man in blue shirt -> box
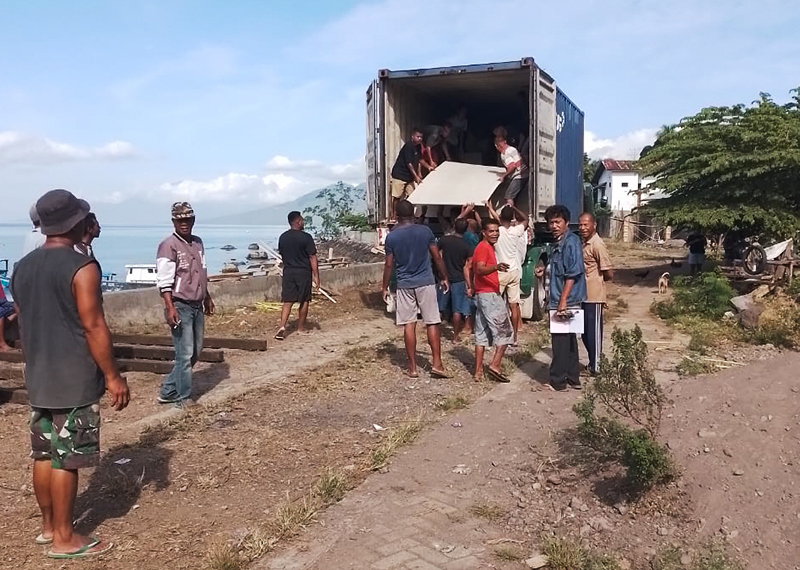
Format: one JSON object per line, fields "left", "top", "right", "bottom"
{"left": 382, "top": 200, "right": 450, "bottom": 379}
{"left": 538, "top": 205, "right": 586, "bottom": 391}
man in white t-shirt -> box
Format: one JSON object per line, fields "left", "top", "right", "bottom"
{"left": 486, "top": 201, "right": 528, "bottom": 345}
{"left": 495, "top": 135, "right": 528, "bottom": 207}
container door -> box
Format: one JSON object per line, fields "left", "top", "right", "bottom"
{"left": 531, "top": 69, "right": 557, "bottom": 222}
{"left": 555, "top": 88, "right": 585, "bottom": 221}
{"left": 365, "top": 80, "right": 384, "bottom": 225}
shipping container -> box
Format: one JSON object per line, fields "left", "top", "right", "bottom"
{"left": 555, "top": 87, "right": 585, "bottom": 221}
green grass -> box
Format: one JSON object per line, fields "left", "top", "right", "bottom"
{"left": 676, "top": 355, "right": 716, "bottom": 376}
{"left": 468, "top": 501, "right": 504, "bottom": 520}
{"left": 314, "top": 468, "right": 348, "bottom": 504}
{"left": 541, "top": 537, "right": 620, "bottom": 570}
{"left": 436, "top": 395, "right": 470, "bottom": 411}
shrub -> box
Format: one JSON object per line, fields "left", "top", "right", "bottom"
{"left": 573, "top": 326, "right": 676, "bottom": 489}
{"left": 653, "top": 270, "right": 734, "bottom": 321}
{"left": 749, "top": 296, "right": 800, "bottom": 348}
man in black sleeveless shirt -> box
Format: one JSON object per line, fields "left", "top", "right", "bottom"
{"left": 12, "top": 189, "right": 130, "bottom": 559}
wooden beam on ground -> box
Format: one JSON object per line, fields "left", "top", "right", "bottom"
{"left": 112, "top": 334, "right": 266, "bottom": 351}
{"left": 0, "top": 351, "right": 24, "bottom": 364}
{"left": 117, "top": 358, "right": 174, "bottom": 374}
{"left": 113, "top": 345, "right": 224, "bottom": 363}
{"left": 0, "top": 386, "right": 28, "bottom": 405}
{"left": 0, "top": 365, "right": 25, "bottom": 381}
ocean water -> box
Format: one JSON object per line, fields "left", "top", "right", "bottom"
{"left": 0, "top": 223, "right": 286, "bottom": 281}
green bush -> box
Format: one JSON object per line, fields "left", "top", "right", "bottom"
{"left": 653, "top": 270, "right": 734, "bottom": 321}
{"left": 573, "top": 326, "right": 676, "bottom": 489}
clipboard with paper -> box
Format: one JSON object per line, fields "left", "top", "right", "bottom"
{"left": 549, "top": 309, "right": 584, "bottom": 334}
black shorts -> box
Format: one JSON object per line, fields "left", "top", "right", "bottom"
{"left": 281, "top": 270, "right": 312, "bottom": 303}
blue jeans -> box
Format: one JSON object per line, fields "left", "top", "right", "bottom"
{"left": 159, "top": 301, "right": 204, "bottom": 402}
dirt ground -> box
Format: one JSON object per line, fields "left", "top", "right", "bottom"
{"left": 0, "top": 242, "right": 797, "bottom": 569}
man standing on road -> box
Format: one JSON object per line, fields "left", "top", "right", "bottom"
{"left": 12, "top": 189, "right": 129, "bottom": 559}
{"left": 686, "top": 231, "right": 707, "bottom": 276}
{"left": 538, "top": 205, "right": 586, "bottom": 391}
{"left": 275, "top": 211, "right": 319, "bottom": 340}
{"left": 382, "top": 200, "right": 450, "bottom": 378}
{"left": 437, "top": 217, "right": 474, "bottom": 343}
{"left": 74, "top": 213, "right": 101, "bottom": 259}
{"left": 495, "top": 134, "right": 528, "bottom": 207}
{"left": 471, "top": 218, "right": 513, "bottom": 382}
{"left": 486, "top": 201, "right": 528, "bottom": 346}
{"left": 156, "top": 202, "right": 214, "bottom": 407}
{"left": 389, "top": 128, "right": 424, "bottom": 222}
{"left": 578, "top": 212, "right": 613, "bottom": 375}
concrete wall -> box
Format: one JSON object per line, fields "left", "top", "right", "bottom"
{"left": 103, "top": 262, "right": 385, "bottom": 328}
{"left": 341, "top": 230, "right": 379, "bottom": 245}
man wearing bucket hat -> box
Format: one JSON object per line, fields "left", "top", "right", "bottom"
{"left": 155, "top": 202, "right": 214, "bottom": 407}
{"left": 11, "top": 189, "right": 129, "bottom": 559}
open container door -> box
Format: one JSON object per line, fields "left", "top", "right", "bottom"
{"left": 365, "top": 80, "right": 384, "bottom": 225}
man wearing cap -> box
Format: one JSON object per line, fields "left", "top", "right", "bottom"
{"left": 12, "top": 189, "right": 130, "bottom": 559}
{"left": 156, "top": 202, "right": 214, "bottom": 407}
{"left": 21, "top": 203, "right": 47, "bottom": 257}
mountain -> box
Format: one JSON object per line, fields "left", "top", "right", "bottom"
{"left": 207, "top": 182, "right": 367, "bottom": 226}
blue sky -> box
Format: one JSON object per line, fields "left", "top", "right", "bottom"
{"left": 1, "top": 0, "right": 798, "bottom": 223}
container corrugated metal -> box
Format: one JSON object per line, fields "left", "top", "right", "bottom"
{"left": 555, "top": 87, "right": 584, "bottom": 221}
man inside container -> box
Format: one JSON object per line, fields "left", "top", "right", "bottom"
{"left": 389, "top": 128, "right": 424, "bottom": 222}
{"left": 156, "top": 202, "right": 214, "bottom": 407}
{"left": 495, "top": 134, "right": 528, "bottom": 208}
{"left": 382, "top": 200, "right": 450, "bottom": 378}
{"left": 426, "top": 121, "right": 453, "bottom": 166}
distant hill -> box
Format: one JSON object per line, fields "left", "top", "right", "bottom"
{"left": 207, "top": 182, "right": 367, "bottom": 226}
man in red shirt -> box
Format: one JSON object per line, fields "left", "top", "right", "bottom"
{"left": 470, "top": 219, "right": 513, "bottom": 382}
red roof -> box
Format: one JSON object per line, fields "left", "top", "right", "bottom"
{"left": 600, "top": 159, "right": 636, "bottom": 171}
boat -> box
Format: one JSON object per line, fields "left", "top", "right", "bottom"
{"left": 220, "top": 244, "right": 236, "bottom": 251}
{"left": 125, "top": 264, "right": 158, "bottom": 285}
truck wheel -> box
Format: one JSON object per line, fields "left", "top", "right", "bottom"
{"left": 742, "top": 244, "right": 767, "bottom": 275}
{"left": 531, "top": 259, "right": 547, "bottom": 321}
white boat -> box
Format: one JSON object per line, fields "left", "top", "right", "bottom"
{"left": 125, "top": 264, "right": 158, "bottom": 284}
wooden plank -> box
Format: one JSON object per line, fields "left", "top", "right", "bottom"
{"left": 113, "top": 334, "right": 266, "bottom": 351}
{"left": 0, "top": 351, "right": 24, "bottom": 364}
{"left": 0, "top": 386, "right": 28, "bottom": 405}
{"left": 0, "top": 365, "right": 25, "bottom": 381}
{"left": 113, "top": 345, "right": 224, "bottom": 363}
{"left": 117, "top": 358, "right": 174, "bottom": 374}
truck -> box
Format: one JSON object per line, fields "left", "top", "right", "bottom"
{"left": 366, "top": 57, "right": 585, "bottom": 320}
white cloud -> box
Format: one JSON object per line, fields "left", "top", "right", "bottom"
{"left": 585, "top": 128, "right": 658, "bottom": 161}
{"left": 158, "top": 155, "right": 364, "bottom": 204}
{"left": 0, "top": 131, "right": 139, "bottom": 164}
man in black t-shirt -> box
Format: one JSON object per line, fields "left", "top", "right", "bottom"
{"left": 437, "top": 218, "right": 475, "bottom": 342}
{"left": 389, "top": 127, "right": 424, "bottom": 222}
{"left": 276, "top": 211, "right": 319, "bottom": 340}
{"left": 686, "top": 232, "right": 707, "bottom": 276}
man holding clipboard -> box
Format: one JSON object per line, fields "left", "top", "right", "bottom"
{"left": 536, "top": 205, "right": 587, "bottom": 391}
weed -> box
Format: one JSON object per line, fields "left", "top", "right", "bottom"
{"left": 369, "top": 417, "right": 425, "bottom": 470}
{"left": 749, "top": 296, "right": 800, "bottom": 348}
{"left": 494, "top": 546, "right": 523, "bottom": 561}
{"left": 436, "top": 395, "right": 470, "bottom": 411}
{"left": 205, "top": 542, "right": 244, "bottom": 570}
{"left": 314, "top": 468, "right": 348, "bottom": 504}
{"left": 271, "top": 495, "right": 319, "bottom": 538}
{"left": 573, "top": 326, "right": 677, "bottom": 489}
{"left": 541, "top": 536, "right": 620, "bottom": 570}
{"left": 653, "top": 270, "right": 733, "bottom": 320}
{"left": 676, "top": 356, "right": 715, "bottom": 376}
{"left": 616, "top": 298, "right": 629, "bottom": 310}
{"left": 236, "top": 528, "right": 276, "bottom": 562}
{"left": 650, "top": 541, "right": 744, "bottom": 570}
{"left": 468, "top": 501, "right": 504, "bottom": 520}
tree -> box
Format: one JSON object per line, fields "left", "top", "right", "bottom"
{"left": 303, "top": 181, "right": 370, "bottom": 240}
{"left": 638, "top": 90, "right": 800, "bottom": 240}
{"left": 583, "top": 152, "right": 601, "bottom": 184}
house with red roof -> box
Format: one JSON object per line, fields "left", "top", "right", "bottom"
{"left": 591, "top": 159, "right": 660, "bottom": 213}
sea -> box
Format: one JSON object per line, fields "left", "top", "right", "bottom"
{"left": 0, "top": 223, "right": 286, "bottom": 283}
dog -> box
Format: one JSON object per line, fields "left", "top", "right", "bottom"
{"left": 658, "top": 272, "right": 670, "bottom": 294}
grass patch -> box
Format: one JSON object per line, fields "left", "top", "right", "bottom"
{"left": 369, "top": 417, "right": 425, "bottom": 470}
{"left": 314, "top": 468, "right": 348, "bottom": 504}
{"left": 615, "top": 298, "right": 629, "bottom": 310}
{"left": 650, "top": 541, "right": 744, "bottom": 570}
{"left": 542, "top": 536, "right": 620, "bottom": 570}
{"left": 676, "top": 355, "right": 716, "bottom": 376}
{"left": 494, "top": 546, "right": 524, "bottom": 561}
{"left": 272, "top": 495, "right": 319, "bottom": 538}
{"left": 436, "top": 395, "right": 470, "bottom": 411}
{"left": 653, "top": 271, "right": 734, "bottom": 321}
{"left": 748, "top": 296, "right": 800, "bottom": 348}
{"left": 468, "top": 501, "right": 504, "bottom": 520}
{"left": 205, "top": 542, "right": 245, "bottom": 570}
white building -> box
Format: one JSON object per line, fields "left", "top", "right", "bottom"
{"left": 591, "top": 159, "right": 659, "bottom": 213}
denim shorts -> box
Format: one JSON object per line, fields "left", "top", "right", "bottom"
{"left": 438, "top": 281, "right": 473, "bottom": 316}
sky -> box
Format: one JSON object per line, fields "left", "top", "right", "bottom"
{"left": 1, "top": 0, "right": 798, "bottom": 223}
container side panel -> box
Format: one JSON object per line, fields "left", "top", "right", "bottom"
{"left": 534, "top": 73, "right": 557, "bottom": 221}
{"left": 365, "top": 81, "right": 382, "bottom": 224}
{"left": 555, "top": 87, "right": 585, "bottom": 221}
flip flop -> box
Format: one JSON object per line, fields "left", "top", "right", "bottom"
{"left": 35, "top": 534, "right": 53, "bottom": 545}
{"left": 274, "top": 328, "right": 285, "bottom": 341}
{"left": 48, "top": 539, "right": 111, "bottom": 559}
{"left": 486, "top": 367, "right": 511, "bottom": 383}
{"left": 405, "top": 370, "right": 419, "bottom": 379}
{"left": 430, "top": 368, "right": 451, "bottom": 379}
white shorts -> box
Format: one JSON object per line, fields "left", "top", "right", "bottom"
{"left": 498, "top": 268, "right": 521, "bottom": 304}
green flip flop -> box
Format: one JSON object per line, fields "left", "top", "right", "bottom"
{"left": 47, "top": 538, "right": 112, "bottom": 559}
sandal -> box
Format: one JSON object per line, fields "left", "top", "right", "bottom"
{"left": 486, "top": 367, "right": 511, "bottom": 383}
{"left": 274, "top": 328, "right": 285, "bottom": 341}
{"left": 48, "top": 538, "right": 112, "bottom": 559}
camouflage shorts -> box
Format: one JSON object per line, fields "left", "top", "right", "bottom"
{"left": 30, "top": 403, "right": 101, "bottom": 469}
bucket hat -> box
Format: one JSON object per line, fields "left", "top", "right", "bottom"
{"left": 36, "top": 190, "right": 91, "bottom": 236}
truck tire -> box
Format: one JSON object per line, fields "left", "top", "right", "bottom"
{"left": 742, "top": 244, "right": 767, "bottom": 275}
{"left": 531, "top": 259, "right": 548, "bottom": 321}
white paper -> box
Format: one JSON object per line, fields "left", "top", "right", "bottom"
{"left": 408, "top": 161, "right": 506, "bottom": 206}
{"left": 549, "top": 309, "right": 585, "bottom": 334}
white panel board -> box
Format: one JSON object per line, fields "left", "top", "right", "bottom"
{"left": 408, "top": 161, "right": 506, "bottom": 206}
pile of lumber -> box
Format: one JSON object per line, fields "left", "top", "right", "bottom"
{"left": 0, "top": 334, "right": 267, "bottom": 405}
